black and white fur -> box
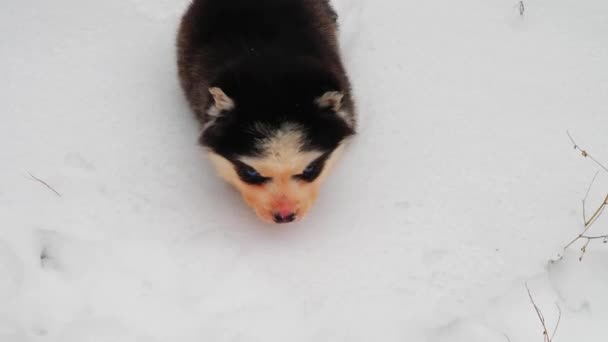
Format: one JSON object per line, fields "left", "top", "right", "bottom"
{"left": 177, "top": 0, "right": 356, "bottom": 223}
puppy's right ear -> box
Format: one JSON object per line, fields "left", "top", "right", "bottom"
{"left": 208, "top": 87, "right": 235, "bottom": 114}
{"left": 203, "top": 87, "right": 235, "bottom": 132}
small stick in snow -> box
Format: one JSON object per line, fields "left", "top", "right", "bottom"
{"left": 567, "top": 131, "right": 608, "bottom": 173}
{"left": 525, "top": 284, "right": 561, "bottom": 342}
{"left": 28, "top": 172, "right": 61, "bottom": 197}
{"left": 519, "top": 1, "right": 525, "bottom": 16}
{"left": 559, "top": 201, "right": 607, "bottom": 261}
{"left": 582, "top": 170, "right": 600, "bottom": 224}
{"left": 551, "top": 132, "right": 608, "bottom": 262}
{"left": 561, "top": 171, "right": 608, "bottom": 261}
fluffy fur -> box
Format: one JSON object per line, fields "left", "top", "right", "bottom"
{"left": 177, "top": 0, "right": 355, "bottom": 223}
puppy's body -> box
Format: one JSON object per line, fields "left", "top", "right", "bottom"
{"left": 177, "top": 0, "right": 355, "bottom": 223}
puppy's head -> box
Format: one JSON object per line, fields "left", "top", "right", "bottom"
{"left": 200, "top": 78, "right": 355, "bottom": 223}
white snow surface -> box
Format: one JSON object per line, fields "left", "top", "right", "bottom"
{"left": 2, "top": 0, "right": 608, "bottom": 341}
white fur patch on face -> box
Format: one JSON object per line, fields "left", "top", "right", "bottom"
{"left": 240, "top": 123, "right": 352, "bottom": 179}
{"left": 258, "top": 124, "right": 307, "bottom": 159}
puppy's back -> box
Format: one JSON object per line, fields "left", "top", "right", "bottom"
{"left": 177, "top": 0, "right": 344, "bottom": 120}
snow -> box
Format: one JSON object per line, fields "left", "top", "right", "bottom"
{"left": 1, "top": 0, "right": 608, "bottom": 341}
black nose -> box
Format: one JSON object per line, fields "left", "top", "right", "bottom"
{"left": 273, "top": 213, "right": 296, "bottom": 223}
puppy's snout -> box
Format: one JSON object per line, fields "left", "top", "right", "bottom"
{"left": 272, "top": 200, "right": 297, "bottom": 223}
{"left": 273, "top": 212, "right": 296, "bottom": 224}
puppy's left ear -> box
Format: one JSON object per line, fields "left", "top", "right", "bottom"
{"left": 315, "top": 91, "right": 355, "bottom": 129}
{"left": 315, "top": 91, "right": 344, "bottom": 112}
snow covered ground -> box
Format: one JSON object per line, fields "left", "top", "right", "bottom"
{"left": 2, "top": 0, "right": 608, "bottom": 340}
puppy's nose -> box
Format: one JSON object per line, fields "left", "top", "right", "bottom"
{"left": 273, "top": 212, "right": 296, "bottom": 224}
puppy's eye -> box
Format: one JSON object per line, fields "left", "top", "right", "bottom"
{"left": 302, "top": 164, "right": 319, "bottom": 180}
{"left": 245, "top": 169, "right": 260, "bottom": 178}
{"left": 295, "top": 153, "right": 330, "bottom": 182}
{"left": 233, "top": 161, "right": 269, "bottom": 185}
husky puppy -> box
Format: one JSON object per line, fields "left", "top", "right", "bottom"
{"left": 177, "top": 0, "right": 355, "bottom": 223}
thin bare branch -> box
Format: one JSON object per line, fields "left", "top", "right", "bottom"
{"left": 551, "top": 304, "right": 562, "bottom": 339}
{"left": 579, "top": 239, "right": 592, "bottom": 261}
{"left": 567, "top": 131, "right": 608, "bottom": 173}
{"left": 580, "top": 234, "right": 608, "bottom": 241}
{"left": 525, "top": 284, "right": 560, "bottom": 342}
{"left": 564, "top": 191, "right": 608, "bottom": 259}
{"left": 585, "top": 194, "right": 608, "bottom": 227}
{"left": 526, "top": 284, "right": 549, "bottom": 342}
{"left": 28, "top": 172, "right": 61, "bottom": 197}
{"left": 583, "top": 171, "right": 600, "bottom": 203}
{"left": 560, "top": 134, "right": 608, "bottom": 260}
{"left": 582, "top": 170, "right": 600, "bottom": 223}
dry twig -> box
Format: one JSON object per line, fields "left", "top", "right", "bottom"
{"left": 28, "top": 172, "right": 61, "bottom": 197}
{"left": 526, "top": 284, "right": 561, "bottom": 342}
{"left": 567, "top": 131, "right": 608, "bottom": 173}
{"left": 555, "top": 132, "right": 608, "bottom": 261}
{"left": 563, "top": 179, "right": 608, "bottom": 261}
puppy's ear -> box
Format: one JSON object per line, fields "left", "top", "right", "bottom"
{"left": 208, "top": 87, "right": 235, "bottom": 114}
{"left": 315, "top": 91, "right": 355, "bottom": 130}
{"left": 203, "top": 87, "right": 235, "bottom": 132}
{"left": 315, "top": 91, "right": 344, "bottom": 112}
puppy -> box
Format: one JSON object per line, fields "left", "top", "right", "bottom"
{"left": 177, "top": 0, "right": 356, "bottom": 223}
